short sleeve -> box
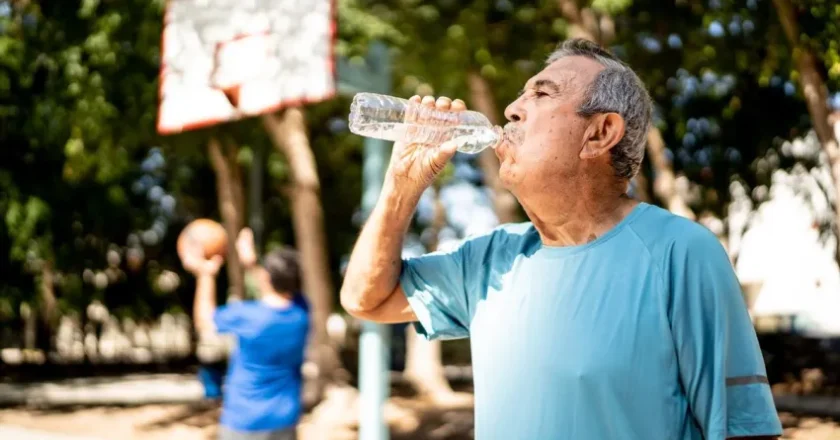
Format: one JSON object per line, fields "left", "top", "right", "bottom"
{"left": 214, "top": 303, "right": 243, "bottom": 335}
{"left": 667, "top": 227, "right": 782, "bottom": 439}
{"left": 400, "top": 230, "right": 497, "bottom": 341}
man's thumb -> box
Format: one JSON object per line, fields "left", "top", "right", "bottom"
{"left": 437, "top": 140, "right": 459, "bottom": 162}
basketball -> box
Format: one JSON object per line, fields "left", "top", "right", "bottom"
{"left": 177, "top": 219, "right": 228, "bottom": 261}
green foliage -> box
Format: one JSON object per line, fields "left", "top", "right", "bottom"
{"left": 2, "top": 0, "right": 840, "bottom": 327}
{"left": 591, "top": 0, "right": 633, "bottom": 16}
{"left": 4, "top": 196, "right": 51, "bottom": 263}
{"left": 0, "top": 0, "right": 195, "bottom": 320}
{"left": 337, "top": 0, "right": 406, "bottom": 58}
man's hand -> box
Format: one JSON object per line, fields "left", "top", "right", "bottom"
{"left": 181, "top": 234, "right": 224, "bottom": 277}
{"left": 340, "top": 95, "right": 468, "bottom": 321}
{"left": 236, "top": 228, "right": 258, "bottom": 268}
{"left": 386, "top": 95, "right": 467, "bottom": 194}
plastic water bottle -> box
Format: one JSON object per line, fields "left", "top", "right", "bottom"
{"left": 348, "top": 93, "right": 514, "bottom": 154}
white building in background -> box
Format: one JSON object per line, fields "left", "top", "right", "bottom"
{"left": 730, "top": 130, "right": 840, "bottom": 337}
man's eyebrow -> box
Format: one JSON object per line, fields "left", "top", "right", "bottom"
{"left": 518, "top": 79, "right": 563, "bottom": 97}
{"left": 533, "top": 79, "right": 561, "bottom": 92}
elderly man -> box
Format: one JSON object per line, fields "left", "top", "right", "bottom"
{"left": 340, "top": 39, "right": 781, "bottom": 439}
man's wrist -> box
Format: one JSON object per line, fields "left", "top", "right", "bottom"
{"left": 380, "top": 177, "right": 425, "bottom": 219}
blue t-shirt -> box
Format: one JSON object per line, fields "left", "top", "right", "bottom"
{"left": 401, "top": 202, "right": 782, "bottom": 440}
{"left": 214, "top": 295, "right": 309, "bottom": 432}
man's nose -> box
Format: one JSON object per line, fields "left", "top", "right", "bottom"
{"left": 504, "top": 98, "right": 524, "bottom": 123}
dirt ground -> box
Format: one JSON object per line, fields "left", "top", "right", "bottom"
{"left": 1, "top": 399, "right": 839, "bottom": 440}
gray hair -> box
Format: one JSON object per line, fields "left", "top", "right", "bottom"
{"left": 547, "top": 39, "right": 652, "bottom": 179}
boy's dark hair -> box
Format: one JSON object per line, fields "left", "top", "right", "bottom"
{"left": 261, "top": 247, "right": 301, "bottom": 293}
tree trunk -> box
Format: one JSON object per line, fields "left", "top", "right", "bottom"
{"left": 208, "top": 137, "right": 245, "bottom": 300}
{"left": 262, "top": 108, "right": 342, "bottom": 405}
{"left": 224, "top": 137, "right": 247, "bottom": 222}
{"left": 773, "top": 0, "right": 840, "bottom": 263}
{"left": 556, "top": 0, "right": 694, "bottom": 218}
{"left": 404, "top": 186, "right": 454, "bottom": 400}
{"left": 466, "top": 71, "right": 520, "bottom": 224}
{"left": 557, "top": 0, "right": 604, "bottom": 42}
{"left": 21, "top": 302, "right": 35, "bottom": 351}
{"left": 38, "top": 260, "right": 57, "bottom": 351}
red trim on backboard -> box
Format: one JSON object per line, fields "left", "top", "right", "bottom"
{"left": 155, "top": 0, "right": 170, "bottom": 133}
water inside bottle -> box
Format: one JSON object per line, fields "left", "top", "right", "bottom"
{"left": 348, "top": 92, "right": 524, "bottom": 154}
{"left": 350, "top": 120, "right": 501, "bottom": 153}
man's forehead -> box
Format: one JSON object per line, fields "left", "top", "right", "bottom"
{"left": 525, "top": 56, "right": 604, "bottom": 90}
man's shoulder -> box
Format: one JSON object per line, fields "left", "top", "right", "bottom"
{"left": 630, "top": 203, "right": 724, "bottom": 260}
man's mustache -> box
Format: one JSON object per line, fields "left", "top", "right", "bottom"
{"left": 503, "top": 123, "right": 524, "bottom": 146}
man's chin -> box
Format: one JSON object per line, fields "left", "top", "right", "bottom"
{"left": 498, "top": 164, "right": 517, "bottom": 188}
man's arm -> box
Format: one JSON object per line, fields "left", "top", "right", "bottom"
{"left": 340, "top": 179, "right": 421, "bottom": 323}
{"left": 340, "top": 95, "right": 463, "bottom": 323}
{"left": 667, "top": 224, "right": 782, "bottom": 439}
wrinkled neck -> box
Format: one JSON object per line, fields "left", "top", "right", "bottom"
{"left": 519, "top": 179, "right": 635, "bottom": 247}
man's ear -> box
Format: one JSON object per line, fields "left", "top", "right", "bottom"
{"left": 579, "top": 113, "right": 626, "bottom": 160}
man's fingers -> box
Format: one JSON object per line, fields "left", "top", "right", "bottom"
{"left": 408, "top": 95, "right": 421, "bottom": 103}
{"left": 420, "top": 95, "right": 436, "bottom": 106}
{"left": 435, "top": 96, "right": 452, "bottom": 111}
{"left": 451, "top": 99, "right": 467, "bottom": 112}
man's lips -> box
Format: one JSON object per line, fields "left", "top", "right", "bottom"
{"left": 495, "top": 123, "right": 522, "bottom": 161}
{"left": 503, "top": 123, "right": 524, "bottom": 146}
{"left": 495, "top": 141, "right": 508, "bottom": 161}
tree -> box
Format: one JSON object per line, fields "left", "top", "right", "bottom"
{"left": 262, "top": 108, "right": 342, "bottom": 405}
{"left": 0, "top": 0, "right": 175, "bottom": 345}
{"left": 771, "top": 0, "right": 840, "bottom": 262}
{"left": 207, "top": 137, "right": 246, "bottom": 300}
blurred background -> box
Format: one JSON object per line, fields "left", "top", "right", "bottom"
{"left": 2, "top": 0, "right": 840, "bottom": 438}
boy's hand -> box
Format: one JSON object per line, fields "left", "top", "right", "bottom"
{"left": 181, "top": 234, "right": 224, "bottom": 277}
{"left": 236, "top": 228, "right": 258, "bottom": 268}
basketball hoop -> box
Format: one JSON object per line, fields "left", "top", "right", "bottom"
{"left": 212, "top": 32, "right": 272, "bottom": 108}
{"left": 157, "top": 0, "right": 336, "bottom": 134}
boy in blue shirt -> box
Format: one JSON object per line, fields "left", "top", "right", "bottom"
{"left": 182, "top": 228, "right": 309, "bottom": 440}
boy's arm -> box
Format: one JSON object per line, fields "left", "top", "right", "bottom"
{"left": 193, "top": 272, "right": 219, "bottom": 333}
{"left": 181, "top": 236, "right": 224, "bottom": 334}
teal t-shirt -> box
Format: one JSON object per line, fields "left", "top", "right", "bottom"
{"left": 401, "top": 202, "right": 781, "bottom": 440}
